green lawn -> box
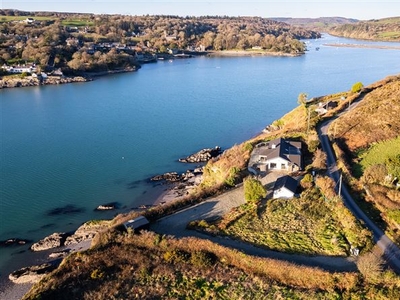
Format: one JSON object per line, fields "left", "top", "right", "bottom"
{"left": 360, "top": 136, "right": 400, "bottom": 171}
{"left": 61, "top": 19, "right": 94, "bottom": 27}
{"left": 0, "top": 16, "right": 54, "bottom": 23}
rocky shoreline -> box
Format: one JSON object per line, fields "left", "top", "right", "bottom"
{"left": 0, "top": 146, "right": 218, "bottom": 299}
{"left": 0, "top": 67, "right": 138, "bottom": 90}
{"left": 0, "top": 75, "right": 90, "bottom": 89}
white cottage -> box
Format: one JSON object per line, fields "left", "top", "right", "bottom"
{"left": 273, "top": 175, "right": 298, "bottom": 199}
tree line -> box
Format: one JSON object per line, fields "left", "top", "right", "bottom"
{"left": 0, "top": 10, "right": 321, "bottom": 74}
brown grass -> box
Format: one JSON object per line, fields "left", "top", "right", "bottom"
{"left": 329, "top": 75, "right": 400, "bottom": 151}
{"left": 24, "top": 231, "right": 361, "bottom": 300}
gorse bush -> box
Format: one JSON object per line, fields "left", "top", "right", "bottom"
{"left": 244, "top": 177, "right": 266, "bottom": 203}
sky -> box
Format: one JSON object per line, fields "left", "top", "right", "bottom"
{"left": 2, "top": 0, "right": 400, "bottom": 20}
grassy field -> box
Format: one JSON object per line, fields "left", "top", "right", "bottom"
{"left": 0, "top": 15, "right": 93, "bottom": 27}
{"left": 61, "top": 20, "right": 94, "bottom": 27}
{"left": 193, "top": 184, "right": 372, "bottom": 256}
{"left": 360, "top": 137, "right": 400, "bottom": 171}
{"left": 0, "top": 16, "right": 54, "bottom": 23}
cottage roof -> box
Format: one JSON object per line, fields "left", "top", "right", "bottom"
{"left": 254, "top": 138, "right": 302, "bottom": 168}
{"left": 123, "top": 216, "right": 149, "bottom": 230}
{"left": 273, "top": 175, "right": 298, "bottom": 193}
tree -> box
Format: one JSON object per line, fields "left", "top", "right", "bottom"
{"left": 297, "top": 93, "right": 308, "bottom": 106}
{"left": 312, "top": 148, "right": 327, "bottom": 170}
{"left": 351, "top": 82, "right": 363, "bottom": 93}
{"left": 244, "top": 177, "right": 266, "bottom": 203}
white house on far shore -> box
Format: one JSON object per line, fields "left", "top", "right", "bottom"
{"left": 1, "top": 64, "right": 37, "bottom": 74}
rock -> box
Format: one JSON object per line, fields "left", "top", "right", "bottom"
{"left": 95, "top": 202, "right": 118, "bottom": 211}
{"left": 46, "top": 204, "right": 85, "bottom": 216}
{"left": 150, "top": 172, "right": 181, "bottom": 182}
{"left": 179, "top": 146, "right": 222, "bottom": 163}
{"left": 64, "top": 220, "right": 110, "bottom": 246}
{"left": 49, "top": 249, "right": 71, "bottom": 259}
{"left": 0, "top": 238, "right": 32, "bottom": 247}
{"left": 9, "top": 263, "right": 57, "bottom": 284}
{"left": 30, "top": 232, "right": 67, "bottom": 252}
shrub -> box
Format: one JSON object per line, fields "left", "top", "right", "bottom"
{"left": 190, "top": 250, "right": 217, "bottom": 267}
{"left": 300, "top": 173, "right": 314, "bottom": 189}
{"left": 243, "top": 177, "right": 266, "bottom": 203}
{"left": 361, "top": 164, "right": 387, "bottom": 185}
{"left": 312, "top": 148, "right": 327, "bottom": 170}
{"left": 307, "top": 139, "right": 320, "bottom": 153}
{"left": 315, "top": 176, "right": 336, "bottom": 200}
{"left": 225, "top": 166, "right": 241, "bottom": 187}
{"left": 351, "top": 82, "right": 363, "bottom": 93}
{"left": 357, "top": 252, "right": 384, "bottom": 283}
{"left": 90, "top": 268, "right": 104, "bottom": 279}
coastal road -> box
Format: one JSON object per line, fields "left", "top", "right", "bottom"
{"left": 318, "top": 118, "right": 400, "bottom": 274}
{"left": 150, "top": 182, "right": 357, "bottom": 272}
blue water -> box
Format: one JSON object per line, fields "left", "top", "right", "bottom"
{"left": 1, "top": 34, "right": 400, "bottom": 273}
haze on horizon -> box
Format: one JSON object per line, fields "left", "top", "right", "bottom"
{"left": 3, "top": 0, "right": 400, "bottom": 20}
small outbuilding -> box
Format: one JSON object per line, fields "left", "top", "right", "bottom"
{"left": 273, "top": 175, "right": 298, "bottom": 199}
{"left": 123, "top": 216, "right": 149, "bottom": 232}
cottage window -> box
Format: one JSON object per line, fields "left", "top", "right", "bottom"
{"left": 270, "top": 163, "right": 277, "bottom": 169}
{"left": 281, "top": 164, "right": 286, "bottom": 169}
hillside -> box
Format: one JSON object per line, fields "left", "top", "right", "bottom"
{"left": 328, "top": 17, "right": 400, "bottom": 41}
{"left": 327, "top": 75, "right": 400, "bottom": 244}
{"left": 272, "top": 17, "right": 358, "bottom": 31}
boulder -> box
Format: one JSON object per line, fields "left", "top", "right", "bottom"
{"left": 150, "top": 172, "right": 181, "bottom": 182}
{"left": 49, "top": 249, "right": 71, "bottom": 259}
{"left": 9, "top": 263, "right": 57, "bottom": 284}
{"left": 95, "top": 202, "right": 118, "bottom": 211}
{"left": 0, "top": 238, "right": 32, "bottom": 247}
{"left": 179, "top": 146, "right": 222, "bottom": 163}
{"left": 64, "top": 220, "right": 110, "bottom": 246}
{"left": 30, "top": 232, "right": 67, "bottom": 252}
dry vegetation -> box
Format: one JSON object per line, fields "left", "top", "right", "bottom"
{"left": 327, "top": 75, "right": 400, "bottom": 244}
{"left": 22, "top": 231, "right": 400, "bottom": 300}
{"left": 329, "top": 75, "right": 400, "bottom": 151}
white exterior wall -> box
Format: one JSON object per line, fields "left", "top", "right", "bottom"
{"left": 273, "top": 187, "right": 294, "bottom": 199}
{"left": 266, "top": 157, "right": 289, "bottom": 170}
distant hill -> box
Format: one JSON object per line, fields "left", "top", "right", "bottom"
{"left": 328, "top": 17, "right": 400, "bottom": 41}
{"left": 271, "top": 17, "right": 358, "bottom": 31}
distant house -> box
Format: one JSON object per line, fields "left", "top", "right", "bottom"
{"left": 1, "top": 64, "right": 37, "bottom": 74}
{"left": 24, "top": 18, "right": 35, "bottom": 24}
{"left": 123, "top": 216, "right": 149, "bottom": 232}
{"left": 315, "top": 101, "right": 338, "bottom": 115}
{"left": 248, "top": 138, "right": 302, "bottom": 175}
{"left": 273, "top": 175, "right": 298, "bottom": 199}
